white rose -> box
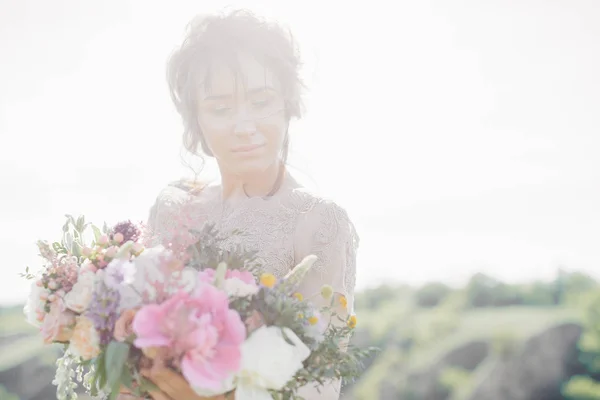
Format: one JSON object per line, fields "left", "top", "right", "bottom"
{"left": 223, "top": 277, "right": 259, "bottom": 298}
{"left": 104, "top": 259, "right": 136, "bottom": 289}
{"left": 23, "top": 280, "right": 49, "bottom": 327}
{"left": 64, "top": 270, "right": 97, "bottom": 313}
{"left": 179, "top": 267, "right": 198, "bottom": 293}
{"left": 116, "top": 246, "right": 172, "bottom": 311}
{"left": 234, "top": 326, "right": 311, "bottom": 400}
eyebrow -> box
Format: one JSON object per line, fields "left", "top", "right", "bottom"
{"left": 201, "top": 86, "right": 278, "bottom": 101}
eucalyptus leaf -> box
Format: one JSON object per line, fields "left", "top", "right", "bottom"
{"left": 52, "top": 241, "right": 67, "bottom": 254}
{"left": 120, "top": 366, "right": 133, "bottom": 391}
{"left": 105, "top": 341, "right": 130, "bottom": 390}
{"left": 92, "top": 225, "right": 102, "bottom": 242}
{"left": 77, "top": 215, "right": 85, "bottom": 231}
{"left": 72, "top": 241, "right": 82, "bottom": 259}
{"left": 64, "top": 232, "right": 74, "bottom": 254}
{"left": 93, "top": 352, "right": 107, "bottom": 393}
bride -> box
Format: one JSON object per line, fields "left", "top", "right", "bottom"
{"left": 120, "top": 9, "right": 359, "bottom": 400}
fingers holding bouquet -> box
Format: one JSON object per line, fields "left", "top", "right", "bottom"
{"left": 140, "top": 367, "right": 228, "bottom": 400}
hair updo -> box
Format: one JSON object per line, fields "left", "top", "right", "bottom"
{"left": 166, "top": 9, "right": 305, "bottom": 163}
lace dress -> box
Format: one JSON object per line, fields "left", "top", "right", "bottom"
{"left": 146, "top": 172, "right": 359, "bottom": 399}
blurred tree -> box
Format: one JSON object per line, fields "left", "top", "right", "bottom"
{"left": 465, "top": 273, "right": 523, "bottom": 307}
{"left": 415, "top": 282, "right": 452, "bottom": 308}
{"left": 562, "top": 290, "right": 600, "bottom": 399}
{"left": 354, "top": 284, "right": 406, "bottom": 310}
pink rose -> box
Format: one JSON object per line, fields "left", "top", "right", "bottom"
{"left": 114, "top": 309, "right": 137, "bottom": 342}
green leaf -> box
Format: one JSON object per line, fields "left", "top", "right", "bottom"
{"left": 91, "top": 352, "right": 106, "bottom": 394}
{"left": 105, "top": 341, "right": 130, "bottom": 391}
{"left": 64, "top": 232, "right": 74, "bottom": 253}
{"left": 120, "top": 366, "right": 134, "bottom": 390}
{"left": 92, "top": 225, "right": 102, "bottom": 242}
{"left": 77, "top": 216, "right": 85, "bottom": 231}
{"left": 52, "top": 241, "right": 67, "bottom": 254}
{"left": 72, "top": 241, "right": 82, "bottom": 259}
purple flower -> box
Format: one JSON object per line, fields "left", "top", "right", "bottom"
{"left": 85, "top": 280, "right": 120, "bottom": 345}
{"left": 111, "top": 220, "right": 141, "bottom": 243}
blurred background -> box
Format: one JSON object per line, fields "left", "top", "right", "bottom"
{"left": 1, "top": 0, "right": 600, "bottom": 399}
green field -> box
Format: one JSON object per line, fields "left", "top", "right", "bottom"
{"left": 0, "top": 270, "right": 596, "bottom": 400}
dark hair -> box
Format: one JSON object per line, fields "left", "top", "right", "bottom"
{"left": 166, "top": 9, "right": 304, "bottom": 163}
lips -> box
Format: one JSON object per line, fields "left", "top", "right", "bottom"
{"left": 231, "top": 143, "right": 266, "bottom": 153}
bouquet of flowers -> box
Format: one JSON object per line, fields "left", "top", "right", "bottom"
{"left": 22, "top": 215, "right": 372, "bottom": 400}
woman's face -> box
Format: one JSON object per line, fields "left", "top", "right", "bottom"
{"left": 196, "top": 54, "right": 288, "bottom": 177}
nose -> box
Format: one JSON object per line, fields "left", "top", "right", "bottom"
{"left": 234, "top": 119, "right": 257, "bottom": 135}
{"left": 233, "top": 109, "right": 257, "bottom": 135}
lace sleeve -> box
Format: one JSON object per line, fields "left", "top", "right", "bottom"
{"left": 146, "top": 184, "right": 195, "bottom": 248}
{"left": 293, "top": 200, "right": 359, "bottom": 400}
{"left": 294, "top": 199, "right": 359, "bottom": 316}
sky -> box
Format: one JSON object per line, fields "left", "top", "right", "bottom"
{"left": 0, "top": 0, "right": 599, "bottom": 304}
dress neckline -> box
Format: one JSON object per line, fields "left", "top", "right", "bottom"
{"left": 202, "top": 171, "right": 302, "bottom": 214}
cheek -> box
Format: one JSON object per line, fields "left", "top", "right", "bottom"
{"left": 201, "top": 128, "right": 230, "bottom": 153}
{"left": 257, "top": 120, "right": 287, "bottom": 149}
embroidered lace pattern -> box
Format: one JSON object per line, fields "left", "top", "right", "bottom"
{"left": 146, "top": 175, "right": 359, "bottom": 307}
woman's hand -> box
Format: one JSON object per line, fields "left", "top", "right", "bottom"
{"left": 141, "top": 367, "right": 228, "bottom": 400}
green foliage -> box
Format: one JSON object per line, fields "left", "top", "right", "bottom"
{"left": 439, "top": 366, "right": 472, "bottom": 392}
{"left": 561, "top": 272, "right": 600, "bottom": 306}
{"left": 490, "top": 330, "right": 520, "bottom": 359}
{"left": 104, "top": 341, "right": 131, "bottom": 400}
{"left": 518, "top": 281, "right": 556, "bottom": 306}
{"left": 415, "top": 282, "right": 452, "bottom": 308}
{"left": 465, "top": 273, "right": 523, "bottom": 308}
{"left": 352, "top": 346, "right": 404, "bottom": 400}
{"left": 354, "top": 284, "right": 405, "bottom": 310}
{"left": 562, "top": 375, "right": 600, "bottom": 400}
{"left": 574, "top": 291, "right": 600, "bottom": 373}
{"left": 561, "top": 289, "right": 600, "bottom": 399}
{"left": 0, "top": 384, "right": 19, "bottom": 400}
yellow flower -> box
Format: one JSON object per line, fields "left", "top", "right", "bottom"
{"left": 339, "top": 295, "right": 348, "bottom": 309}
{"left": 297, "top": 313, "right": 304, "bottom": 320}
{"left": 260, "top": 273, "right": 277, "bottom": 288}
{"left": 347, "top": 315, "right": 357, "bottom": 329}
{"left": 308, "top": 316, "right": 319, "bottom": 325}
{"left": 320, "top": 284, "right": 333, "bottom": 300}
{"left": 293, "top": 292, "right": 304, "bottom": 301}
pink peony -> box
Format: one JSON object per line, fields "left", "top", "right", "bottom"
{"left": 41, "top": 299, "right": 76, "bottom": 344}
{"left": 132, "top": 285, "right": 246, "bottom": 390}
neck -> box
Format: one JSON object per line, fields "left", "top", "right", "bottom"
{"left": 220, "top": 162, "right": 284, "bottom": 200}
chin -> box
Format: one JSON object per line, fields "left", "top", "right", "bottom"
{"left": 229, "top": 158, "right": 275, "bottom": 176}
